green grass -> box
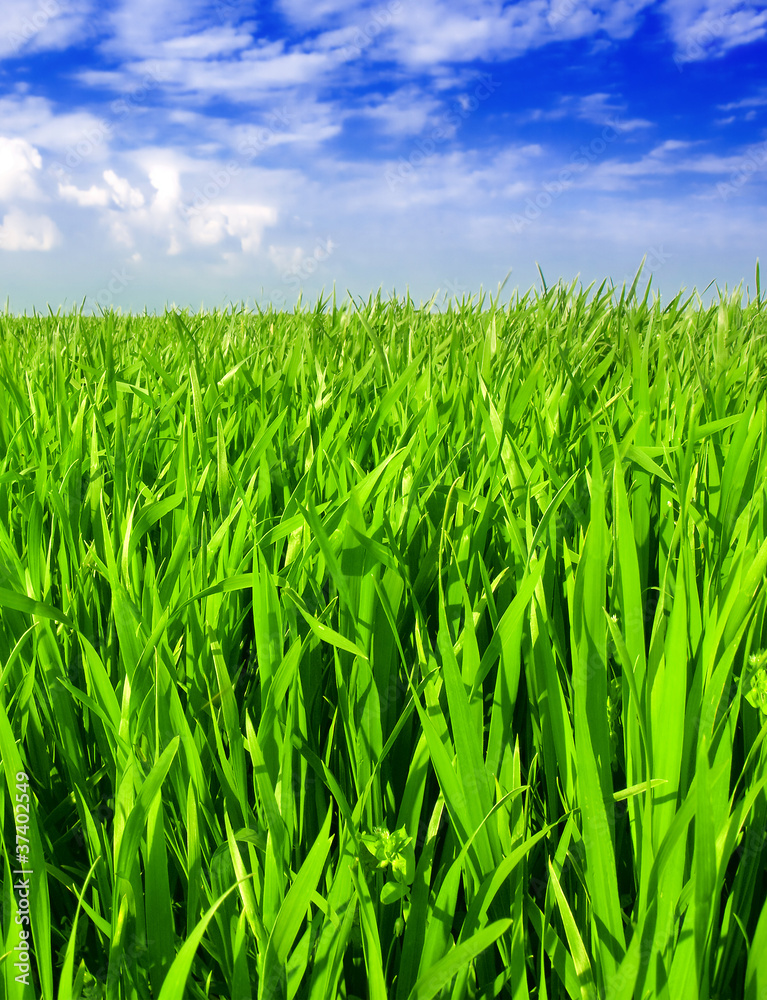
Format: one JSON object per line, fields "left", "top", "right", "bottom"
{"left": 0, "top": 274, "right": 766, "bottom": 1000}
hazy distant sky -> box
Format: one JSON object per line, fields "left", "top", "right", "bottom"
{"left": 1, "top": 0, "right": 766, "bottom": 312}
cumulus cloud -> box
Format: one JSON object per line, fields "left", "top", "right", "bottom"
{"left": 148, "top": 164, "right": 182, "bottom": 211}
{"left": 57, "top": 182, "right": 110, "bottom": 206}
{"left": 1, "top": 0, "right": 765, "bottom": 311}
{"left": 133, "top": 195, "right": 277, "bottom": 256}
{"left": 103, "top": 169, "right": 145, "bottom": 208}
{"left": 0, "top": 95, "right": 114, "bottom": 169}
{"left": 0, "top": 136, "right": 43, "bottom": 200}
{"left": 218, "top": 203, "right": 278, "bottom": 252}
{"left": 51, "top": 147, "right": 282, "bottom": 258}
{"left": 0, "top": 208, "right": 60, "bottom": 250}
{"left": 187, "top": 208, "right": 228, "bottom": 247}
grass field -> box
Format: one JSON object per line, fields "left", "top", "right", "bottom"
{"left": 0, "top": 274, "right": 766, "bottom": 1000}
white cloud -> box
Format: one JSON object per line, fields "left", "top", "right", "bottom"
{"left": 0, "top": 0, "right": 92, "bottom": 59}
{"left": 0, "top": 136, "right": 43, "bottom": 199}
{"left": 663, "top": 0, "right": 767, "bottom": 62}
{"left": 276, "top": 0, "right": 371, "bottom": 28}
{"left": 2, "top": 0, "right": 765, "bottom": 311}
{"left": 92, "top": 0, "right": 335, "bottom": 101}
{"left": 273, "top": 0, "right": 765, "bottom": 71}
{"left": 219, "top": 203, "right": 278, "bottom": 252}
{"left": 281, "top": 0, "right": 657, "bottom": 67}
{"left": 591, "top": 0, "right": 657, "bottom": 38}
{"left": 583, "top": 140, "right": 767, "bottom": 191}
{"left": 575, "top": 93, "right": 653, "bottom": 132}
{"left": 0, "top": 95, "right": 114, "bottom": 170}
{"left": 0, "top": 208, "right": 60, "bottom": 250}
{"left": 170, "top": 199, "right": 278, "bottom": 254}
{"left": 717, "top": 90, "right": 767, "bottom": 111}
{"left": 653, "top": 139, "right": 695, "bottom": 153}
{"left": 356, "top": 87, "right": 445, "bottom": 136}
{"left": 60, "top": 0, "right": 657, "bottom": 101}
{"left": 148, "top": 164, "right": 182, "bottom": 211}
{"left": 51, "top": 147, "right": 283, "bottom": 258}
{"left": 518, "top": 92, "right": 653, "bottom": 131}
{"left": 106, "top": 217, "right": 136, "bottom": 248}
{"left": 187, "top": 208, "right": 228, "bottom": 246}
{"left": 103, "top": 169, "right": 145, "bottom": 208}
{"left": 58, "top": 181, "right": 110, "bottom": 206}
{"left": 104, "top": 47, "right": 334, "bottom": 103}
{"left": 102, "top": 0, "right": 216, "bottom": 57}
{"left": 334, "top": 143, "right": 545, "bottom": 212}
{"left": 268, "top": 242, "right": 307, "bottom": 273}
{"left": 160, "top": 26, "right": 253, "bottom": 58}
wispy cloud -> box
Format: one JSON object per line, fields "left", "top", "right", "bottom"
{"left": 717, "top": 88, "right": 767, "bottom": 110}
{"left": 356, "top": 86, "right": 445, "bottom": 137}
{"left": 518, "top": 92, "right": 654, "bottom": 131}
{"left": 663, "top": 0, "right": 767, "bottom": 63}
{"left": 0, "top": 0, "right": 92, "bottom": 59}
{"left": 0, "top": 0, "right": 765, "bottom": 308}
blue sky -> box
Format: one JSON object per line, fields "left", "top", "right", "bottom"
{"left": 0, "top": 0, "right": 765, "bottom": 312}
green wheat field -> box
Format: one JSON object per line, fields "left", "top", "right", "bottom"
{"left": 1, "top": 272, "right": 766, "bottom": 1000}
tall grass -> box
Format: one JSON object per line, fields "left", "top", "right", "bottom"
{"left": 0, "top": 277, "right": 765, "bottom": 1000}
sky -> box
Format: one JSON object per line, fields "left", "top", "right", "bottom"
{"left": 0, "top": 0, "right": 766, "bottom": 313}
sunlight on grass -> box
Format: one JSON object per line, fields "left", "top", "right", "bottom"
{"left": 0, "top": 274, "right": 766, "bottom": 999}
